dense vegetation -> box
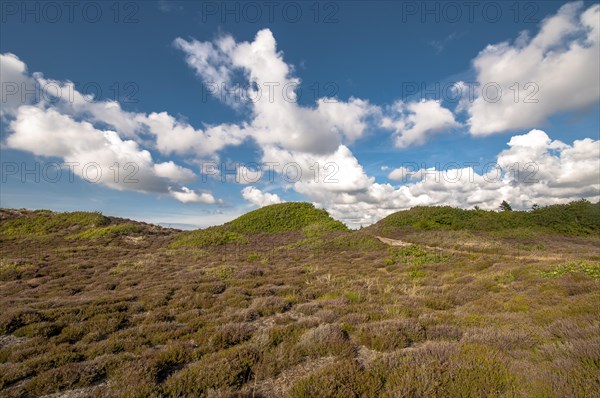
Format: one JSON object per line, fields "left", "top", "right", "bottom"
{"left": 375, "top": 199, "right": 600, "bottom": 236}
{"left": 171, "top": 202, "right": 347, "bottom": 248}
{"left": 224, "top": 202, "right": 348, "bottom": 234}
{"left": 0, "top": 210, "right": 109, "bottom": 236}
{"left": 0, "top": 202, "right": 599, "bottom": 397}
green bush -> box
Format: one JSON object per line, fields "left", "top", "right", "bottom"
{"left": 378, "top": 200, "right": 600, "bottom": 236}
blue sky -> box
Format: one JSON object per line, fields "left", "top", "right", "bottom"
{"left": 1, "top": 1, "right": 599, "bottom": 228}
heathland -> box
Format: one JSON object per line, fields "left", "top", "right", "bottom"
{"left": 0, "top": 200, "right": 599, "bottom": 397}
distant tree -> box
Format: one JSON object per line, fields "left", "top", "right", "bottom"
{"left": 499, "top": 200, "right": 512, "bottom": 212}
{"left": 474, "top": 205, "right": 481, "bottom": 211}
{"left": 531, "top": 203, "right": 540, "bottom": 211}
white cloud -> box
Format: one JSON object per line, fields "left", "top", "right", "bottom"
{"left": 6, "top": 106, "right": 215, "bottom": 204}
{"left": 380, "top": 129, "right": 599, "bottom": 215}
{"left": 465, "top": 2, "right": 600, "bottom": 135}
{"left": 170, "top": 187, "right": 217, "bottom": 204}
{"left": 154, "top": 161, "right": 196, "bottom": 183}
{"left": 236, "top": 165, "right": 262, "bottom": 184}
{"left": 241, "top": 186, "right": 283, "bottom": 207}
{"left": 0, "top": 53, "right": 35, "bottom": 117}
{"left": 388, "top": 166, "right": 423, "bottom": 181}
{"left": 141, "top": 111, "right": 245, "bottom": 157}
{"left": 380, "top": 100, "right": 459, "bottom": 148}
{"left": 174, "top": 35, "right": 237, "bottom": 96}
{"left": 253, "top": 129, "right": 598, "bottom": 228}
{"left": 1, "top": 53, "right": 247, "bottom": 164}
{"left": 175, "top": 29, "right": 378, "bottom": 155}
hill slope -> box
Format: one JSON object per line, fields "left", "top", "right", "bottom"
{"left": 371, "top": 200, "right": 600, "bottom": 236}
{"left": 172, "top": 202, "right": 347, "bottom": 247}
{"left": 224, "top": 202, "right": 347, "bottom": 234}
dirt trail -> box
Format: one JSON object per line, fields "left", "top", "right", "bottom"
{"left": 375, "top": 236, "right": 567, "bottom": 261}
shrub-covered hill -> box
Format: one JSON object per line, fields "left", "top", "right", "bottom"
{"left": 371, "top": 199, "right": 600, "bottom": 236}
{"left": 224, "top": 202, "right": 347, "bottom": 234}
{"left": 0, "top": 208, "right": 170, "bottom": 240}
{"left": 171, "top": 202, "right": 348, "bottom": 247}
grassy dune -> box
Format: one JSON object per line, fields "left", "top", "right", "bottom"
{"left": 0, "top": 202, "right": 599, "bottom": 397}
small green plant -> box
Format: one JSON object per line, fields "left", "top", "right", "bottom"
{"left": 408, "top": 267, "right": 426, "bottom": 279}
{"left": 495, "top": 272, "right": 516, "bottom": 284}
{"left": 387, "top": 244, "right": 448, "bottom": 266}
{"left": 246, "top": 252, "right": 261, "bottom": 262}
{"left": 171, "top": 228, "right": 247, "bottom": 247}
{"left": 203, "top": 264, "right": 235, "bottom": 280}
{"left": 68, "top": 223, "right": 142, "bottom": 239}
{"left": 540, "top": 261, "right": 600, "bottom": 279}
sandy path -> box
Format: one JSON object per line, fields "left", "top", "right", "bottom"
{"left": 375, "top": 236, "right": 567, "bottom": 261}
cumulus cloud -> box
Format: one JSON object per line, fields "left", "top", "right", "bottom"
{"left": 241, "top": 186, "right": 283, "bottom": 207}
{"left": 141, "top": 111, "right": 245, "bottom": 157}
{"left": 388, "top": 166, "right": 423, "bottom": 181}
{"left": 0, "top": 53, "right": 35, "bottom": 117}
{"left": 464, "top": 2, "right": 600, "bottom": 135}
{"left": 29, "top": 75, "right": 245, "bottom": 157}
{"left": 170, "top": 187, "right": 217, "bottom": 204}
{"left": 380, "top": 100, "right": 459, "bottom": 148}
{"left": 175, "top": 29, "right": 378, "bottom": 154}
{"left": 250, "top": 127, "right": 598, "bottom": 228}
{"left": 378, "top": 129, "right": 600, "bottom": 223}
{"left": 154, "top": 161, "right": 196, "bottom": 183}
{"left": 5, "top": 105, "right": 213, "bottom": 204}
{"left": 0, "top": 53, "right": 229, "bottom": 205}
